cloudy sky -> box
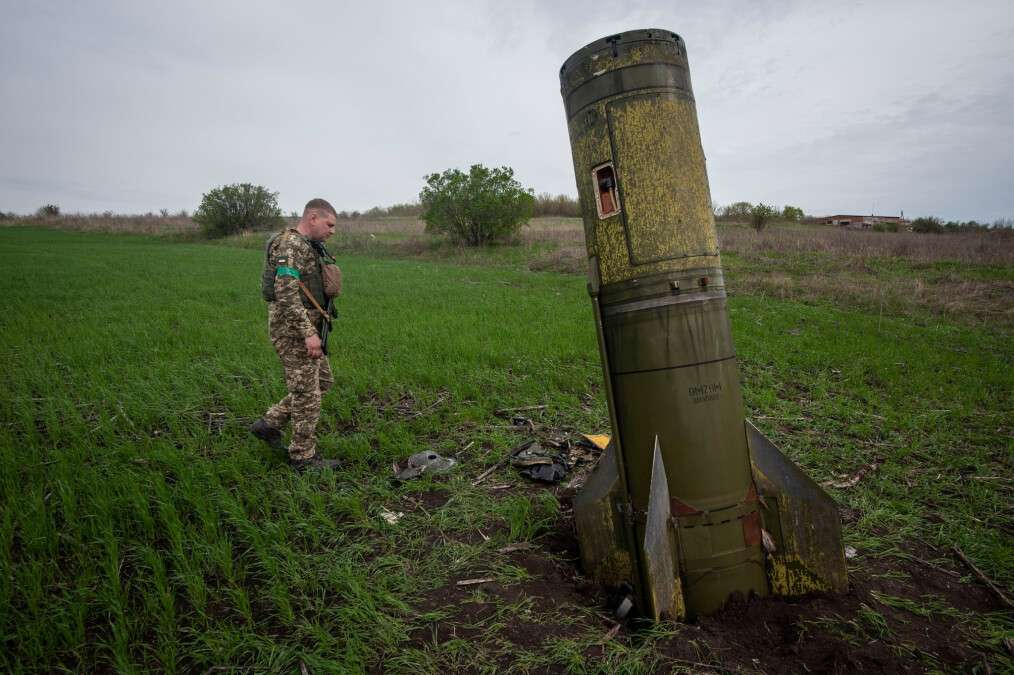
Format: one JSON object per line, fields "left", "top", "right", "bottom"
{"left": 2, "top": 0, "right": 1012, "bottom": 221}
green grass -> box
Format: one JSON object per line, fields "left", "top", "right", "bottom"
{"left": 0, "top": 227, "right": 1011, "bottom": 672}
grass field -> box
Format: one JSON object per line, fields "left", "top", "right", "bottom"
{"left": 1, "top": 226, "right": 1011, "bottom": 673}
{"left": 221, "top": 216, "right": 1014, "bottom": 330}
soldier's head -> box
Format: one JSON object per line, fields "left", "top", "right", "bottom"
{"left": 299, "top": 198, "right": 337, "bottom": 241}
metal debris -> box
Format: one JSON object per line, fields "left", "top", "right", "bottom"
{"left": 468, "top": 431, "right": 611, "bottom": 490}
{"left": 510, "top": 414, "right": 535, "bottom": 431}
{"left": 510, "top": 440, "right": 569, "bottom": 483}
{"left": 579, "top": 434, "right": 610, "bottom": 451}
{"left": 394, "top": 451, "right": 457, "bottom": 481}
{"left": 521, "top": 461, "right": 568, "bottom": 483}
{"left": 562, "top": 433, "right": 612, "bottom": 489}
{"left": 511, "top": 440, "right": 553, "bottom": 467}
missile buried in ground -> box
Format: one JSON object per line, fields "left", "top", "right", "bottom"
{"left": 560, "top": 29, "right": 848, "bottom": 620}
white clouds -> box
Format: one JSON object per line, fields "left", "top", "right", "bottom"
{"left": 0, "top": 0, "right": 1011, "bottom": 220}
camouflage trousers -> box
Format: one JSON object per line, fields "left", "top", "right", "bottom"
{"left": 262, "top": 335, "right": 333, "bottom": 461}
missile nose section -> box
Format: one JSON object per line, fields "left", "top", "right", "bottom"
{"left": 560, "top": 29, "right": 847, "bottom": 620}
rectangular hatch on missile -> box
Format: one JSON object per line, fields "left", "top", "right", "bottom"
{"left": 593, "top": 162, "right": 621, "bottom": 219}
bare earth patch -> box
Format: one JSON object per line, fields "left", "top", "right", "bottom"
{"left": 393, "top": 488, "right": 1006, "bottom": 674}
{"left": 329, "top": 389, "right": 1011, "bottom": 671}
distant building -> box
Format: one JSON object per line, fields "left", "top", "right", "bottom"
{"left": 822, "top": 214, "right": 910, "bottom": 229}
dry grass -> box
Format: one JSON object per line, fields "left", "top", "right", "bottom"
{"left": 278, "top": 216, "right": 1014, "bottom": 328}
{"left": 520, "top": 216, "right": 587, "bottom": 243}
{"left": 9, "top": 213, "right": 1014, "bottom": 266}
{"left": 733, "top": 269, "right": 1014, "bottom": 327}
{"left": 718, "top": 223, "right": 1014, "bottom": 266}
{"left": 335, "top": 216, "right": 423, "bottom": 236}
{"left": 711, "top": 223, "right": 1014, "bottom": 328}
{"left": 327, "top": 217, "right": 587, "bottom": 268}
{"left": 6, "top": 213, "right": 200, "bottom": 235}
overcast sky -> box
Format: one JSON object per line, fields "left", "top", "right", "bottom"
{"left": 2, "top": 0, "right": 1012, "bottom": 221}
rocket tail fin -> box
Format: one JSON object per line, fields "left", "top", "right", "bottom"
{"left": 573, "top": 441, "right": 636, "bottom": 589}
{"left": 747, "top": 420, "right": 848, "bottom": 596}
{"left": 642, "top": 436, "right": 685, "bottom": 621}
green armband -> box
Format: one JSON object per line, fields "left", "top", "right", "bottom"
{"left": 276, "top": 266, "right": 300, "bottom": 279}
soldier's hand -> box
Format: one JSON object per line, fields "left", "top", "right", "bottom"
{"left": 305, "top": 334, "right": 324, "bottom": 359}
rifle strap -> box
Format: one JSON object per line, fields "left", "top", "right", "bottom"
{"left": 298, "top": 281, "right": 332, "bottom": 324}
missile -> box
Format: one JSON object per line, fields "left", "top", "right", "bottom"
{"left": 559, "top": 29, "right": 847, "bottom": 620}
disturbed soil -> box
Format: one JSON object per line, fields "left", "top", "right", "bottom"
{"left": 393, "top": 489, "right": 1004, "bottom": 674}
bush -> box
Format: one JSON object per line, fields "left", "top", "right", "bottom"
{"left": 716, "top": 201, "right": 753, "bottom": 221}
{"left": 750, "top": 203, "right": 778, "bottom": 232}
{"left": 36, "top": 204, "right": 60, "bottom": 217}
{"left": 193, "top": 183, "right": 283, "bottom": 238}
{"left": 911, "top": 216, "right": 944, "bottom": 234}
{"left": 420, "top": 165, "right": 535, "bottom": 246}
{"left": 782, "top": 205, "right": 804, "bottom": 221}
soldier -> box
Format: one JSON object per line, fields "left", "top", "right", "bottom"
{"left": 250, "top": 198, "right": 342, "bottom": 472}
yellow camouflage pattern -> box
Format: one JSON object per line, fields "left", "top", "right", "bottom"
{"left": 267, "top": 229, "right": 319, "bottom": 340}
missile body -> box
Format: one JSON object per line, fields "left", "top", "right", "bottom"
{"left": 560, "top": 30, "right": 847, "bottom": 619}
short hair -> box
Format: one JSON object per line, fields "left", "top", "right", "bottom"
{"left": 303, "top": 198, "right": 337, "bottom": 218}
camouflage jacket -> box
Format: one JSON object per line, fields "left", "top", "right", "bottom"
{"left": 267, "top": 229, "right": 324, "bottom": 340}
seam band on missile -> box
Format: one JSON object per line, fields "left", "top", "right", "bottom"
{"left": 677, "top": 502, "right": 759, "bottom": 528}
{"left": 609, "top": 354, "right": 736, "bottom": 377}
{"left": 566, "top": 62, "right": 692, "bottom": 119}
{"left": 600, "top": 289, "right": 727, "bottom": 316}
{"left": 599, "top": 269, "right": 725, "bottom": 302}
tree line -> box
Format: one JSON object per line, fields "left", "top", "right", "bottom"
{"left": 910, "top": 216, "right": 1013, "bottom": 233}
{"left": 12, "top": 175, "right": 1012, "bottom": 243}
{"left": 331, "top": 192, "right": 580, "bottom": 220}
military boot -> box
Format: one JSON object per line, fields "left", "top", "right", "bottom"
{"left": 250, "top": 418, "right": 287, "bottom": 452}
{"left": 291, "top": 453, "right": 342, "bottom": 473}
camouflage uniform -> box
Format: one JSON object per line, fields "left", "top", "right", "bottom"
{"left": 261, "top": 229, "right": 332, "bottom": 462}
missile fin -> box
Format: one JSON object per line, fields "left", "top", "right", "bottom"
{"left": 642, "top": 436, "right": 685, "bottom": 621}
{"left": 574, "top": 441, "right": 636, "bottom": 587}
{"left": 746, "top": 420, "right": 848, "bottom": 596}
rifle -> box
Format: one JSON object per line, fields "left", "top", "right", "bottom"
{"left": 320, "top": 296, "right": 337, "bottom": 355}
{"left": 309, "top": 240, "right": 339, "bottom": 356}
